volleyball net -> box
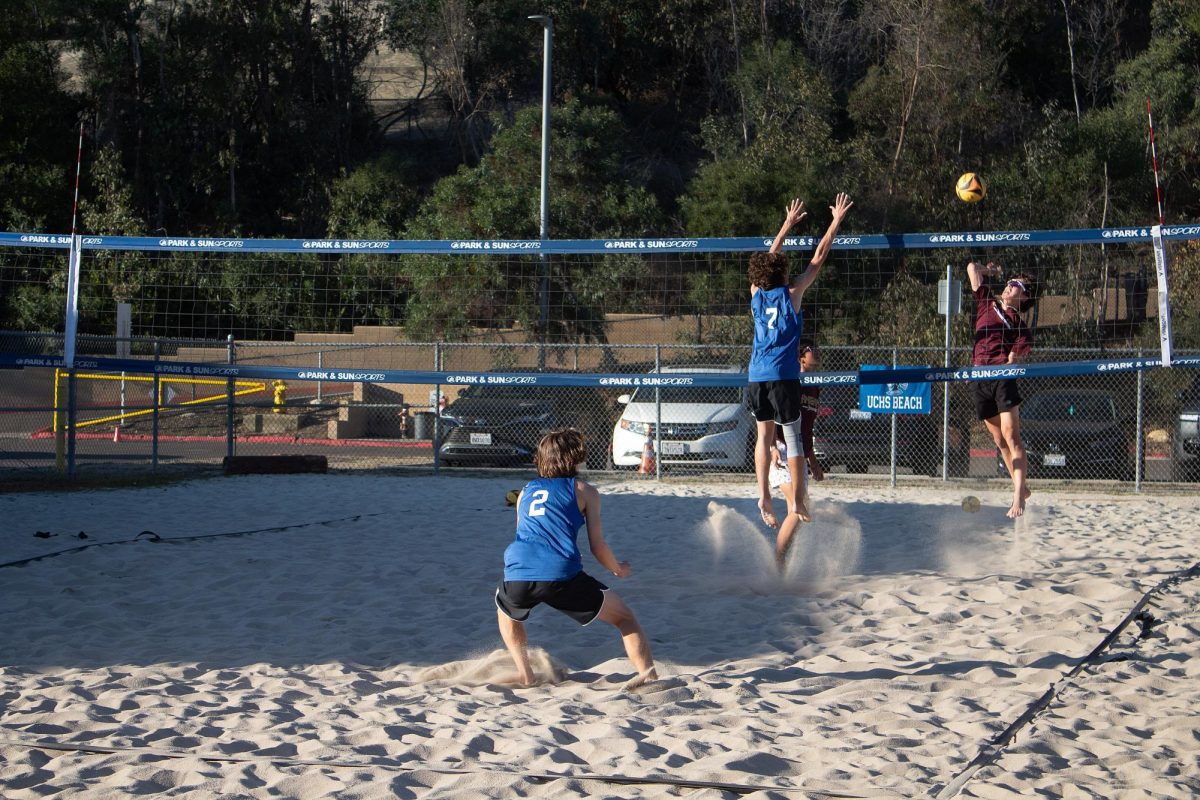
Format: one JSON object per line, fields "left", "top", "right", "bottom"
{"left": 1, "top": 226, "right": 1198, "bottom": 482}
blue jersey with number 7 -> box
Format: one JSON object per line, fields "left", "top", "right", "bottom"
{"left": 504, "top": 477, "right": 586, "bottom": 581}
{"left": 749, "top": 285, "right": 802, "bottom": 382}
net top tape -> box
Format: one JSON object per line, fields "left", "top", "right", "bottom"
{"left": 2, "top": 225, "right": 1197, "bottom": 254}
{"left": 4, "top": 353, "right": 1197, "bottom": 386}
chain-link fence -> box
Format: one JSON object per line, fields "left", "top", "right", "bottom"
{"left": 2, "top": 332, "right": 1195, "bottom": 487}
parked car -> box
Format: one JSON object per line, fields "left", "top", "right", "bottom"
{"left": 437, "top": 382, "right": 619, "bottom": 469}
{"left": 1173, "top": 376, "right": 1200, "bottom": 481}
{"left": 813, "top": 384, "right": 970, "bottom": 476}
{"left": 610, "top": 366, "right": 755, "bottom": 470}
{"left": 1000, "top": 389, "right": 1133, "bottom": 481}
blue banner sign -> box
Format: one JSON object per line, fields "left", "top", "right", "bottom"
{"left": 0, "top": 353, "right": 856, "bottom": 387}
{"left": 3, "top": 353, "right": 1196, "bottom": 385}
{"left": 4, "top": 225, "right": 1200, "bottom": 255}
{"left": 858, "top": 365, "right": 932, "bottom": 414}
{"left": 857, "top": 355, "right": 1200, "bottom": 384}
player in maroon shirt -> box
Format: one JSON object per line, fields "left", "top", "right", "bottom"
{"left": 967, "top": 261, "right": 1036, "bottom": 518}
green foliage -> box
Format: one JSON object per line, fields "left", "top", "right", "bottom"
{"left": 682, "top": 42, "right": 837, "bottom": 236}
{"left": 402, "top": 100, "right": 662, "bottom": 341}
{"left": 0, "top": 2, "right": 77, "bottom": 232}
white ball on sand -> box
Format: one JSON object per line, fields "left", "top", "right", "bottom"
{"left": 961, "top": 495, "right": 981, "bottom": 513}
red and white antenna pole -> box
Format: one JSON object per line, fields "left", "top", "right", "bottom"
{"left": 1146, "top": 99, "right": 1164, "bottom": 226}
{"left": 70, "top": 120, "right": 84, "bottom": 236}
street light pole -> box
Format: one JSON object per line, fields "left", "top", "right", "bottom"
{"left": 529, "top": 14, "right": 552, "bottom": 368}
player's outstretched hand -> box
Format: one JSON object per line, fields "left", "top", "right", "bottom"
{"left": 830, "top": 192, "right": 853, "bottom": 221}
{"left": 783, "top": 198, "right": 806, "bottom": 228}
{"left": 612, "top": 561, "right": 631, "bottom": 578}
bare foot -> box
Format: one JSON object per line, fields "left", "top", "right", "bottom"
{"left": 621, "top": 667, "right": 659, "bottom": 691}
{"left": 1006, "top": 495, "right": 1026, "bottom": 518}
{"left": 758, "top": 499, "right": 779, "bottom": 528}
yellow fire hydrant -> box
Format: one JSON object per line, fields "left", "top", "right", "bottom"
{"left": 272, "top": 380, "right": 287, "bottom": 413}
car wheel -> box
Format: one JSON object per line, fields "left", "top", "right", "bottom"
{"left": 847, "top": 462, "right": 868, "bottom": 474}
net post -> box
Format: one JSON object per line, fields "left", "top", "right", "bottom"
{"left": 1151, "top": 225, "right": 1173, "bottom": 367}
{"left": 66, "top": 367, "right": 77, "bottom": 479}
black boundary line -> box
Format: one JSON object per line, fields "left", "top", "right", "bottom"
{"left": 0, "top": 513, "right": 386, "bottom": 570}
{"left": 0, "top": 736, "right": 876, "bottom": 798}
{"left": 932, "top": 559, "right": 1200, "bottom": 799}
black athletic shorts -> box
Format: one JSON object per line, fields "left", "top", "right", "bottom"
{"left": 495, "top": 571, "right": 609, "bottom": 626}
{"left": 748, "top": 380, "right": 802, "bottom": 425}
{"left": 973, "top": 378, "right": 1022, "bottom": 421}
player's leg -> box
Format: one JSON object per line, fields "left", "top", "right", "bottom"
{"left": 998, "top": 407, "right": 1028, "bottom": 518}
{"left": 756, "top": 420, "right": 779, "bottom": 527}
{"left": 496, "top": 608, "right": 536, "bottom": 685}
{"left": 776, "top": 386, "right": 809, "bottom": 522}
{"left": 595, "top": 591, "right": 655, "bottom": 677}
{"left": 775, "top": 479, "right": 800, "bottom": 571}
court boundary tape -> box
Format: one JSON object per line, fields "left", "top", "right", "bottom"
{"left": 0, "top": 512, "right": 386, "bottom": 570}
{"left": 931, "top": 559, "right": 1200, "bottom": 799}
{"left": 0, "top": 735, "right": 877, "bottom": 798}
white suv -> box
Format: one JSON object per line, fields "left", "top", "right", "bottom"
{"left": 610, "top": 366, "right": 754, "bottom": 469}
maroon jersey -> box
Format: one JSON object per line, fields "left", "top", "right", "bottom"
{"left": 972, "top": 286, "right": 1031, "bottom": 366}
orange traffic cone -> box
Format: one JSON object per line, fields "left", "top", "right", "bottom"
{"left": 112, "top": 426, "right": 121, "bottom": 443}
{"left": 638, "top": 436, "right": 657, "bottom": 475}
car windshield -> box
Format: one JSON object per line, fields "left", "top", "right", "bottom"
{"left": 630, "top": 385, "right": 744, "bottom": 404}
{"left": 456, "top": 384, "right": 546, "bottom": 399}
{"left": 1023, "top": 394, "right": 1117, "bottom": 422}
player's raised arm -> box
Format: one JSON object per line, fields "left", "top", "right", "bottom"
{"left": 769, "top": 199, "right": 807, "bottom": 255}
{"left": 967, "top": 260, "right": 1000, "bottom": 292}
{"left": 792, "top": 192, "right": 852, "bottom": 295}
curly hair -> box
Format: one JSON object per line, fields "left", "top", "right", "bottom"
{"left": 748, "top": 251, "right": 789, "bottom": 290}
{"left": 534, "top": 428, "right": 587, "bottom": 478}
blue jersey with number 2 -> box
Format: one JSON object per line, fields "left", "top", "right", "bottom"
{"left": 504, "top": 477, "right": 586, "bottom": 581}
{"left": 749, "top": 285, "right": 803, "bottom": 382}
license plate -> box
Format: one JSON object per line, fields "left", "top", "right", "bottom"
{"left": 1043, "top": 453, "right": 1066, "bottom": 467}
{"left": 660, "top": 441, "right": 687, "bottom": 455}
{"left": 849, "top": 409, "right": 872, "bottom": 420}
{"left": 470, "top": 432, "right": 492, "bottom": 445}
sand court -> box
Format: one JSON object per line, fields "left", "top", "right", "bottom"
{"left": 1, "top": 475, "right": 1197, "bottom": 798}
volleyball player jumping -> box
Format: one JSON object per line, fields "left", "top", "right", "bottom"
{"left": 967, "top": 261, "right": 1036, "bottom": 518}
{"left": 749, "top": 193, "right": 852, "bottom": 528}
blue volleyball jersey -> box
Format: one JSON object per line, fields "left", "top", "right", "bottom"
{"left": 748, "top": 285, "right": 803, "bottom": 382}
{"left": 503, "top": 477, "right": 586, "bottom": 581}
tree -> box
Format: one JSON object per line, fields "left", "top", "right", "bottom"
{"left": 681, "top": 41, "right": 839, "bottom": 237}
{"left": 401, "top": 100, "right": 662, "bottom": 342}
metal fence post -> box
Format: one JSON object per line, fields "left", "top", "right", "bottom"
{"left": 890, "top": 346, "right": 898, "bottom": 488}
{"left": 226, "top": 334, "right": 236, "bottom": 460}
{"left": 152, "top": 340, "right": 160, "bottom": 470}
{"left": 433, "top": 342, "right": 441, "bottom": 472}
{"left": 1135, "top": 351, "right": 1145, "bottom": 492}
{"left": 316, "top": 350, "right": 323, "bottom": 403}
{"left": 655, "top": 344, "right": 662, "bottom": 480}
{"left": 942, "top": 264, "right": 952, "bottom": 481}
